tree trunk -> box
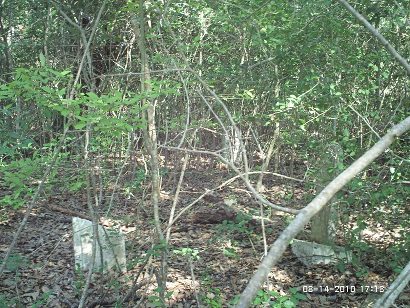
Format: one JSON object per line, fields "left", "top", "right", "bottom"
{"left": 256, "top": 122, "right": 280, "bottom": 192}
{"left": 310, "top": 142, "right": 343, "bottom": 244}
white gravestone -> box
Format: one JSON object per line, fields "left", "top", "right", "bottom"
{"left": 72, "top": 217, "right": 126, "bottom": 273}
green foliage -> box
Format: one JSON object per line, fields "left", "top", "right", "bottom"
{"left": 73, "top": 265, "right": 86, "bottom": 296}
{"left": 0, "top": 67, "right": 70, "bottom": 106}
{"left": 0, "top": 65, "right": 153, "bottom": 159}
{"left": 201, "top": 287, "right": 223, "bottom": 308}
{"left": 2, "top": 253, "right": 27, "bottom": 272}
{"left": 147, "top": 241, "right": 168, "bottom": 258}
{"left": 222, "top": 247, "right": 238, "bottom": 259}
{"left": 69, "top": 91, "right": 144, "bottom": 134}
{"left": 147, "top": 287, "right": 173, "bottom": 307}
{"left": 132, "top": 169, "right": 146, "bottom": 191}
{"left": 31, "top": 291, "right": 52, "bottom": 308}
{"left": 0, "top": 295, "right": 15, "bottom": 308}
{"left": 213, "top": 213, "right": 255, "bottom": 259}
{"left": 0, "top": 66, "right": 70, "bottom": 159}
{"left": 198, "top": 274, "right": 225, "bottom": 308}
{"left": 68, "top": 174, "right": 87, "bottom": 192}
{"left": 173, "top": 247, "right": 200, "bottom": 261}
{"left": 341, "top": 217, "right": 371, "bottom": 277}
{"left": 124, "top": 168, "right": 147, "bottom": 202}
{"left": 216, "top": 212, "right": 253, "bottom": 237}
{"left": 1, "top": 1, "right": 409, "bottom": 307}
{"left": 344, "top": 161, "right": 410, "bottom": 273}
{"left": 0, "top": 157, "right": 45, "bottom": 210}
{"left": 251, "top": 288, "right": 307, "bottom": 307}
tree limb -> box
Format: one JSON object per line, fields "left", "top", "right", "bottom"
{"left": 236, "top": 116, "right": 410, "bottom": 307}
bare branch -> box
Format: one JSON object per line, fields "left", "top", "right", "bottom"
{"left": 162, "top": 145, "right": 300, "bottom": 215}
{"left": 165, "top": 169, "right": 296, "bottom": 230}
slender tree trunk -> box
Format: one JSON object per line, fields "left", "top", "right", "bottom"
{"left": 0, "top": 5, "right": 13, "bottom": 81}
{"left": 374, "top": 260, "right": 410, "bottom": 308}
{"left": 256, "top": 122, "right": 280, "bottom": 192}
{"left": 132, "top": 0, "right": 163, "bottom": 242}
{"left": 131, "top": 0, "right": 165, "bottom": 303}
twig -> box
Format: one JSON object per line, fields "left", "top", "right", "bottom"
{"left": 96, "top": 68, "right": 189, "bottom": 78}
{"left": 166, "top": 152, "right": 189, "bottom": 241}
{"left": 188, "top": 258, "right": 201, "bottom": 308}
{"left": 75, "top": 3, "right": 108, "bottom": 307}
{"left": 77, "top": 125, "right": 99, "bottom": 308}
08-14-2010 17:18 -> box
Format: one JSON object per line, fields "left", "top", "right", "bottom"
{"left": 302, "top": 285, "right": 386, "bottom": 293}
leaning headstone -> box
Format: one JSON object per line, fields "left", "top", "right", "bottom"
{"left": 72, "top": 217, "right": 126, "bottom": 273}
{"left": 291, "top": 239, "right": 352, "bottom": 266}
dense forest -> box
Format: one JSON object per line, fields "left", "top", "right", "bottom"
{"left": 0, "top": 0, "right": 409, "bottom": 307}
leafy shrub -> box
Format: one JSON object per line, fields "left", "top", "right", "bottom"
{"left": 0, "top": 157, "right": 44, "bottom": 210}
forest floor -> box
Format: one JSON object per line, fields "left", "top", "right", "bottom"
{"left": 0, "top": 165, "right": 408, "bottom": 307}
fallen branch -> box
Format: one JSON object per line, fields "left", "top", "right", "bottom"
{"left": 47, "top": 204, "right": 91, "bottom": 220}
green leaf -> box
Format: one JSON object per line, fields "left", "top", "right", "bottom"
{"left": 87, "top": 92, "right": 99, "bottom": 101}
{"left": 74, "top": 122, "right": 86, "bottom": 130}
{"left": 293, "top": 293, "right": 307, "bottom": 300}
{"left": 283, "top": 300, "right": 296, "bottom": 307}
{"left": 60, "top": 70, "right": 71, "bottom": 76}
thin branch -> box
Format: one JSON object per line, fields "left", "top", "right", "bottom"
{"left": 162, "top": 146, "right": 299, "bottom": 214}
{"left": 175, "top": 70, "right": 191, "bottom": 148}
{"left": 161, "top": 15, "right": 251, "bottom": 177}
{"left": 96, "top": 68, "right": 189, "bottom": 78}
{"left": 0, "top": 0, "right": 109, "bottom": 278}
{"left": 105, "top": 133, "right": 133, "bottom": 217}
{"left": 78, "top": 124, "right": 99, "bottom": 308}
{"left": 162, "top": 168, "right": 302, "bottom": 232}
{"left": 347, "top": 103, "right": 381, "bottom": 138}
{"left": 166, "top": 152, "right": 189, "bottom": 241}
{"left": 54, "top": 0, "right": 106, "bottom": 95}
{"left": 131, "top": 1, "right": 164, "bottom": 241}
{"left": 186, "top": 67, "right": 251, "bottom": 177}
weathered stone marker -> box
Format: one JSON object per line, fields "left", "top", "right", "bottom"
{"left": 291, "top": 239, "right": 352, "bottom": 266}
{"left": 72, "top": 217, "right": 126, "bottom": 273}
{"left": 291, "top": 143, "right": 352, "bottom": 266}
